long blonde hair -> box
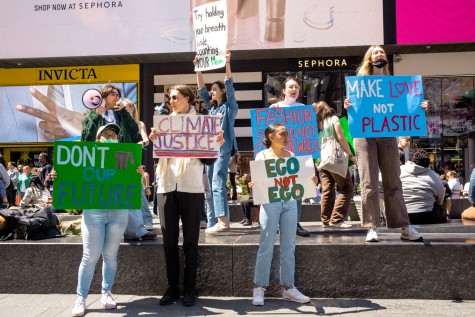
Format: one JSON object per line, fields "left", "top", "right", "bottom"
{"left": 356, "top": 45, "right": 390, "bottom": 76}
{"left": 123, "top": 98, "right": 138, "bottom": 120}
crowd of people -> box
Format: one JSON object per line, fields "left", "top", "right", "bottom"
{"left": 1, "top": 45, "right": 475, "bottom": 317}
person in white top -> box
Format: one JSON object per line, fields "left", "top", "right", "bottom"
{"left": 250, "top": 123, "right": 315, "bottom": 307}
{"left": 269, "top": 77, "right": 310, "bottom": 237}
{"left": 149, "top": 85, "right": 224, "bottom": 307}
{"left": 447, "top": 170, "right": 462, "bottom": 198}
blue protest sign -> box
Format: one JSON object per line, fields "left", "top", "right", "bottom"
{"left": 345, "top": 75, "right": 427, "bottom": 138}
{"left": 250, "top": 105, "right": 320, "bottom": 158}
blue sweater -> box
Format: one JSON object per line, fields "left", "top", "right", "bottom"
{"left": 198, "top": 77, "right": 238, "bottom": 156}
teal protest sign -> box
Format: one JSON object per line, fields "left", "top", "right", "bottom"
{"left": 250, "top": 155, "right": 315, "bottom": 205}
{"left": 250, "top": 106, "right": 320, "bottom": 158}
{"left": 345, "top": 75, "right": 426, "bottom": 138}
{"left": 52, "top": 141, "right": 142, "bottom": 210}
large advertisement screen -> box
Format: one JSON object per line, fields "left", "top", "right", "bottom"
{"left": 396, "top": 0, "right": 475, "bottom": 44}
{"left": 0, "top": 0, "right": 384, "bottom": 59}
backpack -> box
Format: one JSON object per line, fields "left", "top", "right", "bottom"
{"left": 0, "top": 206, "right": 63, "bottom": 240}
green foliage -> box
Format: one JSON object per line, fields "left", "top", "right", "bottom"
{"left": 65, "top": 209, "right": 82, "bottom": 215}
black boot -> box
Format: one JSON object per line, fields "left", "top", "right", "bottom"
{"left": 182, "top": 288, "right": 197, "bottom": 306}
{"left": 296, "top": 223, "right": 310, "bottom": 237}
{"left": 159, "top": 286, "right": 180, "bottom": 306}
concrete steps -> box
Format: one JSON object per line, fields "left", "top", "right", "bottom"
{"left": 1, "top": 220, "right": 475, "bottom": 300}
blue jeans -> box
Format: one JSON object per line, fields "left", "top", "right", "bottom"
{"left": 141, "top": 189, "right": 153, "bottom": 228}
{"left": 254, "top": 200, "right": 298, "bottom": 288}
{"left": 124, "top": 209, "right": 148, "bottom": 239}
{"left": 0, "top": 179, "right": 6, "bottom": 197}
{"left": 77, "top": 209, "right": 128, "bottom": 297}
{"left": 207, "top": 152, "right": 231, "bottom": 225}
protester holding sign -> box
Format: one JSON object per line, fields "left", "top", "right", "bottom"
{"left": 250, "top": 123, "right": 313, "bottom": 307}
{"left": 195, "top": 50, "right": 238, "bottom": 234}
{"left": 270, "top": 77, "right": 311, "bottom": 237}
{"left": 344, "top": 45, "right": 427, "bottom": 243}
{"left": 66, "top": 123, "right": 132, "bottom": 317}
{"left": 315, "top": 101, "right": 355, "bottom": 228}
{"left": 150, "top": 85, "right": 224, "bottom": 307}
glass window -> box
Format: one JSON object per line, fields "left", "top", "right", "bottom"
{"left": 413, "top": 76, "right": 474, "bottom": 183}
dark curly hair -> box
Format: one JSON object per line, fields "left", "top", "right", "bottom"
{"left": 28, "top": 175, "right": 45, "bottom": 191}
{"left": 410, "top": 149, "right": 430, "bottom": 168}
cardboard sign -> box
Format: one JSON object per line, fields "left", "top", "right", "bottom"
{"left": 52, "top": 141, "right": 142, "bottom": 210}
{"left": 250, "top": 155, "right": 315, "bottom": 205}
{"left": 152, "top": 114, "right": 222, "bottom": 158}
{"left": 193, "top": 0, "right": 228, "bottom": 71}
{"left": 345, "top": 75, "right": 427, "bottom": 138}
{"left": 250, "top": 106, "right": 320, "bottom": 158}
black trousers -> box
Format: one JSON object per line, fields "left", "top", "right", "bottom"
{"left": 240, "top": 198, "right": 256, "bottom": 220}
{"left": 157, "top": 190, "right": 203, "bottom": 290}
{"left": 408, "top": 203, "right": 447, "bottom": 224}
{"left": 6, "top": 188, "right": 17, "bottom": 206}
{"left": 229, "top": 172, "right": 237, "bottom": 201}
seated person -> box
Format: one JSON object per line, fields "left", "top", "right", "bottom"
{"left": 447, "top": 170, "right": 462, "bottom": 198}
{"left": 20, "top": 175, "right": 51, "bottom": 208}
{"left": 400, "top": 149, "right": 446, "bottom": 224}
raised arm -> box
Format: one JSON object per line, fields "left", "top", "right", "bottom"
{"left": 225, "top": 49, "right": 231, "bottom": 79}
{"left": 193, "top": 56, "right": 206, "bottom": 88}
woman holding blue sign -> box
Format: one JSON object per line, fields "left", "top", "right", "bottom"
{"left": 344, "top": 45, "right": 428, "bottom": 243}
{"left": 270, "top": 77, "right": 310, "bottom": 237}
{"left": 250, "top": 123, "right": 314, "bottom": 307}
{"left": 195, "top": 50, "right": 238, "bottom": 234}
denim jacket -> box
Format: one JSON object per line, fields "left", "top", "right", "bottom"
{"left": 198, "top": 77, "right": 238, "bottom": 156}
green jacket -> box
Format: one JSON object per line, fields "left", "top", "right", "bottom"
{"left": 81, "top": 108, "right": 139, "bottom": 143}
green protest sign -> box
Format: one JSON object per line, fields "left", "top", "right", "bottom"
{"left": 52, "top": 141, "right": 142, "bottom": 210}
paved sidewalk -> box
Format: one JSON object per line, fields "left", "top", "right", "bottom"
{"left": 1, "top": 294, "right": 475, "bottom": 317}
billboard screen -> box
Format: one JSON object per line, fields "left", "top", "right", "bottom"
{"left": 0, "top": 0, "right": 384, "bottom": 59}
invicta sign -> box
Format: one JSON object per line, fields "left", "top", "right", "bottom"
{"left": 38, "top": 67, "right": 98, "bottom": 82}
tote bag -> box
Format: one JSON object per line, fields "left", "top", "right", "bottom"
{"left": 318, "top": 118, "right": 348, "bottom": 177}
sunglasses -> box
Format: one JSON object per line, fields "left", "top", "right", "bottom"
{"left": 169, "top": 95, "right": 179, "bottom": 101}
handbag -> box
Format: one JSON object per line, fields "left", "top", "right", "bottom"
{"left": 318, "top": 118, "right": 349, "bottom": 177}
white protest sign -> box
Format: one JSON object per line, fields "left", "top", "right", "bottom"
{"left": 250, "top": 155, "right": 316, "bottom": 205}
{"left": 192, "top": 0, "right": 228, "bottom": 71}
{"left": 152, "top": 114, "right": 222, "bottom": 158}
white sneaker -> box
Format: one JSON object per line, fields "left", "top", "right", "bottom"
{"left": 252, "top": 287, "right": 265, "bottom": 306}
{"left": 100, "top": 292, "right": 117, "bottom": 310}
{"left": 205, "top": 223, "right": 230, "bottom": 235}
{"left": 282, "top": 287, "right": 310, "bottom": 303}
{"left": 401, "top": 225, "right": 423, "bottom": 241}
{"left": 331, "top": 221, "right": 353, "bottom": 228}
{"left": 366, "top": 228, "right": 380, "bottom": 242}
{"left": 71, "top": 296, "right": 86, "bottom": 317}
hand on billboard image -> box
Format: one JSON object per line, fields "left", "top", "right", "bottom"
{"left": 16, "top": 87, "right": 83, "bottom": 140}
